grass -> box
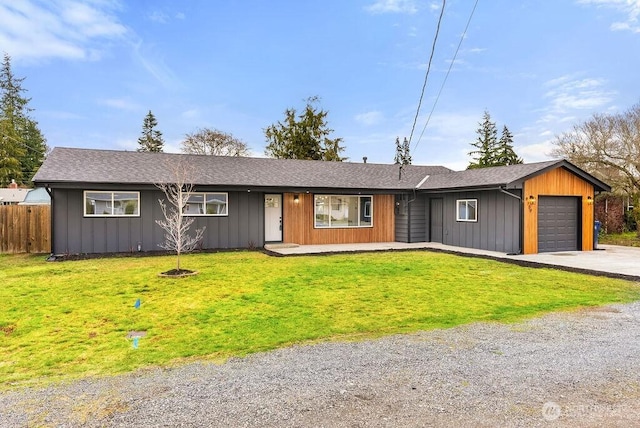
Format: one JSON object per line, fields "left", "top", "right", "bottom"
{"left": 600, "top": 231, "right": 640, "bottom": 247}
{"left": 1, "top": 250, "right": 639, "bottom": 389}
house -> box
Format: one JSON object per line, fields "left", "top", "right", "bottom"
{"left": 19, "top": 187, "right": 51, "bottom": 205}
{"left": 0, "top": 180, "right": 29, "bottom": 205}
{"left": 32, "top": 147, "right": 610, "bottom": 256}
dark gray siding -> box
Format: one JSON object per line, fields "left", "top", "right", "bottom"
{"left": 431, "top": 190, "right": 521, "bottom": 253}
{"left": 395, "top": 194, "right": 429, "bottom": 243}
{"left": 408, "top": 195, "right": 427, "bottom": 242}
{"left": 52, "top": 189, "right": 264, "bottom": 254}
{"left": 394, "top": 194, "right": 409, "bottom": 243}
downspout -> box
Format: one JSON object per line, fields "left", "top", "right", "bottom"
{"left": 44, "top": 186, "right": 54, "bottom": 256}
{"left": 499, "top": 187, "right": 523, "bottom": 255}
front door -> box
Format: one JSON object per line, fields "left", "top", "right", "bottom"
{"left": 264, "top": 194, "right": 282, "bottom": 242}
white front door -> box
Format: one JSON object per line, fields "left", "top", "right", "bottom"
{"left": 264, "top": 194, "right": 282, "bottom": 242}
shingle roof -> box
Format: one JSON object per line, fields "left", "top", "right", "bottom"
{"left": 418, "top": 160, "right": 560, "bottom": 190}
{"left": 418, "top": 159, "right": 610, "bottom": 192}
{"left": 33, "top": 148, "right": 610, "bottom": 193}
{"left": 33, "top": 147, "right": 452, "bottom": 190}
{"left": 0, "top": 188, "right": 29, "bottom": 203}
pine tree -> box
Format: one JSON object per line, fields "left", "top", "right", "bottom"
{"left": 495, "top": 126, "right": 522, "bottom": 166}
{"left": 468, "top": 110, "right": 498, "bottom": 169}
{"left": 137, "top": 110, "right": 164, "bottom": 153}
{"left": 394, "top": 137, "right": 402, "bottom": 164}
{"left": 0, "top": 53, "right": 48, "bottom": 186}
{"left": 264, "top": 96, "right": 345, "bottom": 161}
{"left": 393, "top": 137, "right": 412, "bottom": 165}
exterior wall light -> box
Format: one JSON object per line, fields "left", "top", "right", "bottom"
{"left": 293, "top": 194, "right": 299, "bottom": 204}
{"left": 586, "top": 196, "right": 593, "bottom": 204}
{"left": 527, "top": 195, "right": 536, "bottom": 205}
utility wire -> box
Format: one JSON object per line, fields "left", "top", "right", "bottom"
{"left": 413, "top": 0, "right": 479, "bottom": 152}
{"left": 407, "top": 0, "right": 446, "bottom": 147}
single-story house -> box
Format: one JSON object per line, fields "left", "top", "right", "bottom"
{"left": 32, "top": 147, "right": 610, "bottom": 255}
{"left": 0, "top": 180, "right": 29, "bottom": 205}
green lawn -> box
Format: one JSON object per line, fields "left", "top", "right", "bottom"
{"left": 600, "top": 231, "right": 640, "bottom": 247}
{"left": 1, "top": 250, "right": 639, "bottom": 389}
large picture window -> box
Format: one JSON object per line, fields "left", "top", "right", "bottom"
{"left": 456, "top": 199, "right": 477, "bottom": 222}
{"left": 183, "top": 192, "right": 228, "bottom": 216}
{"left": 84, "top": 191, "right": 140, "bottom": 217}
{"left": 314, "top": 195, "right": 373, "bottom": 228}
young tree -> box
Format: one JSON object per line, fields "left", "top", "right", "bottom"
{"left": 155, "top": 162, "right": 205, "bottom": 274}
{"left": 468, "top": 110, "right": 498, "bottom": 169}
{"left": 264, "top": 96, "right": 346, "bottom": 161}
{"left": 0, "top": 53, "right": 48, "bottom": 186}
{"left": 495, "top": 126, "right": 522, "bottom": 166}
{"left": 181, "top": 128, "right": 250, "bottom": 156}
{"left": 137, "top": 110, "right": 164, "bottom": 153}
{"left": 393, "top": 136, "right": 412, "bottom": 165}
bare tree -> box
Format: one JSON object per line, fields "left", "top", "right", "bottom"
{"left": 155, "top": 162, "right": 205, "bottom": 274}
{"left": 551, "top": 102, "right": 640, "bottom": 233}
{"left": 181, "top": 128, "right": 250, "bottom": 156}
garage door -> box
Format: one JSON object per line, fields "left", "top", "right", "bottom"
{"left": 538, "top": 196, "right": 579, "bottom": 252}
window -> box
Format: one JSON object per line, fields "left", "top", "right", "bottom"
{"left": 84, "top": 191, "right": 140, "bottom": 217}
{"left": 457, "top": 199, "right": 477, "bottom": 222}
{"left": 183, "top": 192, "right": 228, "bottom": 216}
{"left": 314, "top": 195, "right": 373, "bottom": 228}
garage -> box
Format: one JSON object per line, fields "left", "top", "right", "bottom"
{"left": 537, "top": 196, "right": 579, "bottom": 252}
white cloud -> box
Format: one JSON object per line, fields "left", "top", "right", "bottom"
{"left": 365, "top": 0, "right": 418, "bottom": 14}
{"left": 542, "top": 75, "right": 616, "bottom": 115}
{"left": 0, "top": 0, "right": 127, "bottom": 63}
{"left": 355, "top": 111, "right": 384, "bottom": 126}
{"left": 99, "top": 97, "right": 141, "bottom": 111}
{"left": 577, "top": 0, "right": 640, "bottom": 33}
{"left": 181, "top": 109, "right": 200, "bottom": 119}
{"left": 148, "top": 10, "right": 168, "bottom": 24}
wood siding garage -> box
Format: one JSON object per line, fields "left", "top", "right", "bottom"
{"left": 523, "top": 167, "right": 594, "bottom": 254}
{"left": 283, "top": 193, "right": 395, "bottom": 245}
{"left": 537, "top": 196, "right": 579, "bottom": 252}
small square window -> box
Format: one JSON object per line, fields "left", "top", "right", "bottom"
{"left": 456, "top": 199, "right": 477, "bottom": 222}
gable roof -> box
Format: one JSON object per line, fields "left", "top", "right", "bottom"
{"left": 0, "top": 188, "right": 29, "bottom": 203}
{"left": 418, "top": 159, "right": 611, "bottom": 192}
{"left": 33, "top": 147, "right": 452, "bottom": 191}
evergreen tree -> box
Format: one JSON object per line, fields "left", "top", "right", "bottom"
{"left": 394, "top": 137, "right": 403, "bottom": 164}
{"left": 264, "top": 96, "right": 345, "bottom": 161}
{"left": 0, "top": 53, "right": 48, "bottom": 186}
{"left": 495, "top": 126, "right": 522, "bottom": 166}
{"left": 468, "top": 110, "right": 498, "bottom": 169}
{"left": 137, "top": 110, "right": 164, "bottom": 153}
{"left": 393, "top": 136, "right": 412, "bottom": 165}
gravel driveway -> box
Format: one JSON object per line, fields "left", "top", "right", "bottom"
{"left": 2, "top": 301, "right": 639, "bottom": 427}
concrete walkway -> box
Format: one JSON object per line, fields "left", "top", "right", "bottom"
{"left": 264, "top": 242, "right": 640, "bottom": 280}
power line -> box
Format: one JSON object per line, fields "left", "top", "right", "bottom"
{"left": 407, "top": 0, "right": 446, "bottom": 147}
{"left": 414, "top": 0, "right": 480, "bottom": 152}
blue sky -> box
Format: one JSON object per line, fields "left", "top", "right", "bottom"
{"left": 1, "top": 0, "right": 639, "bottom": 171}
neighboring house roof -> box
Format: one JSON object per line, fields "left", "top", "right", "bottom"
{"left": 418, "top": 160, "right": 611, "bottom": 193}
{"left": 19, "top": 187, "right": 51, "bottom": 205}
{"left": 33, "top": 147, "right": 452, "bottom": 191}
{"left": 0, "top": 188, "right": 29, "bottom": 204}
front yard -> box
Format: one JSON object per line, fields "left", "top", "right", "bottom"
{"left": 1, "top": 250, "right": 639, "bottom": 389}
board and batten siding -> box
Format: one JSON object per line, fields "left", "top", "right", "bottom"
{"left": 395, "top": 194, "right": 428, "bottom": 243}
{"left": 523, "top": 167, "right": 594, "bottom": 254}
{"left": 433, "top": 190, "right": 521, "bottom": 254}
{"left": 283, "top": 193, "right": 395, "bottom": 245}
{"left": 51, "top": 189, "right": 264, "bottom": 254}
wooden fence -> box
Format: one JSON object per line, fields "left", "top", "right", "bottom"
{"left": 0, "top": 205, "right": 51, "bottom": 254}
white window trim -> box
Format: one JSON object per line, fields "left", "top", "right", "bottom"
{"left": 182, "top": 192, "right": 229, "bottom": 217}
{"left": 84, "top": 190, "right": 141, "bottom": 217}
{"left": 314, "top": 194, "right": 374, "bottom": 229}
{"left": 456, "top": 199, "right": 478, "bottom": 222}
